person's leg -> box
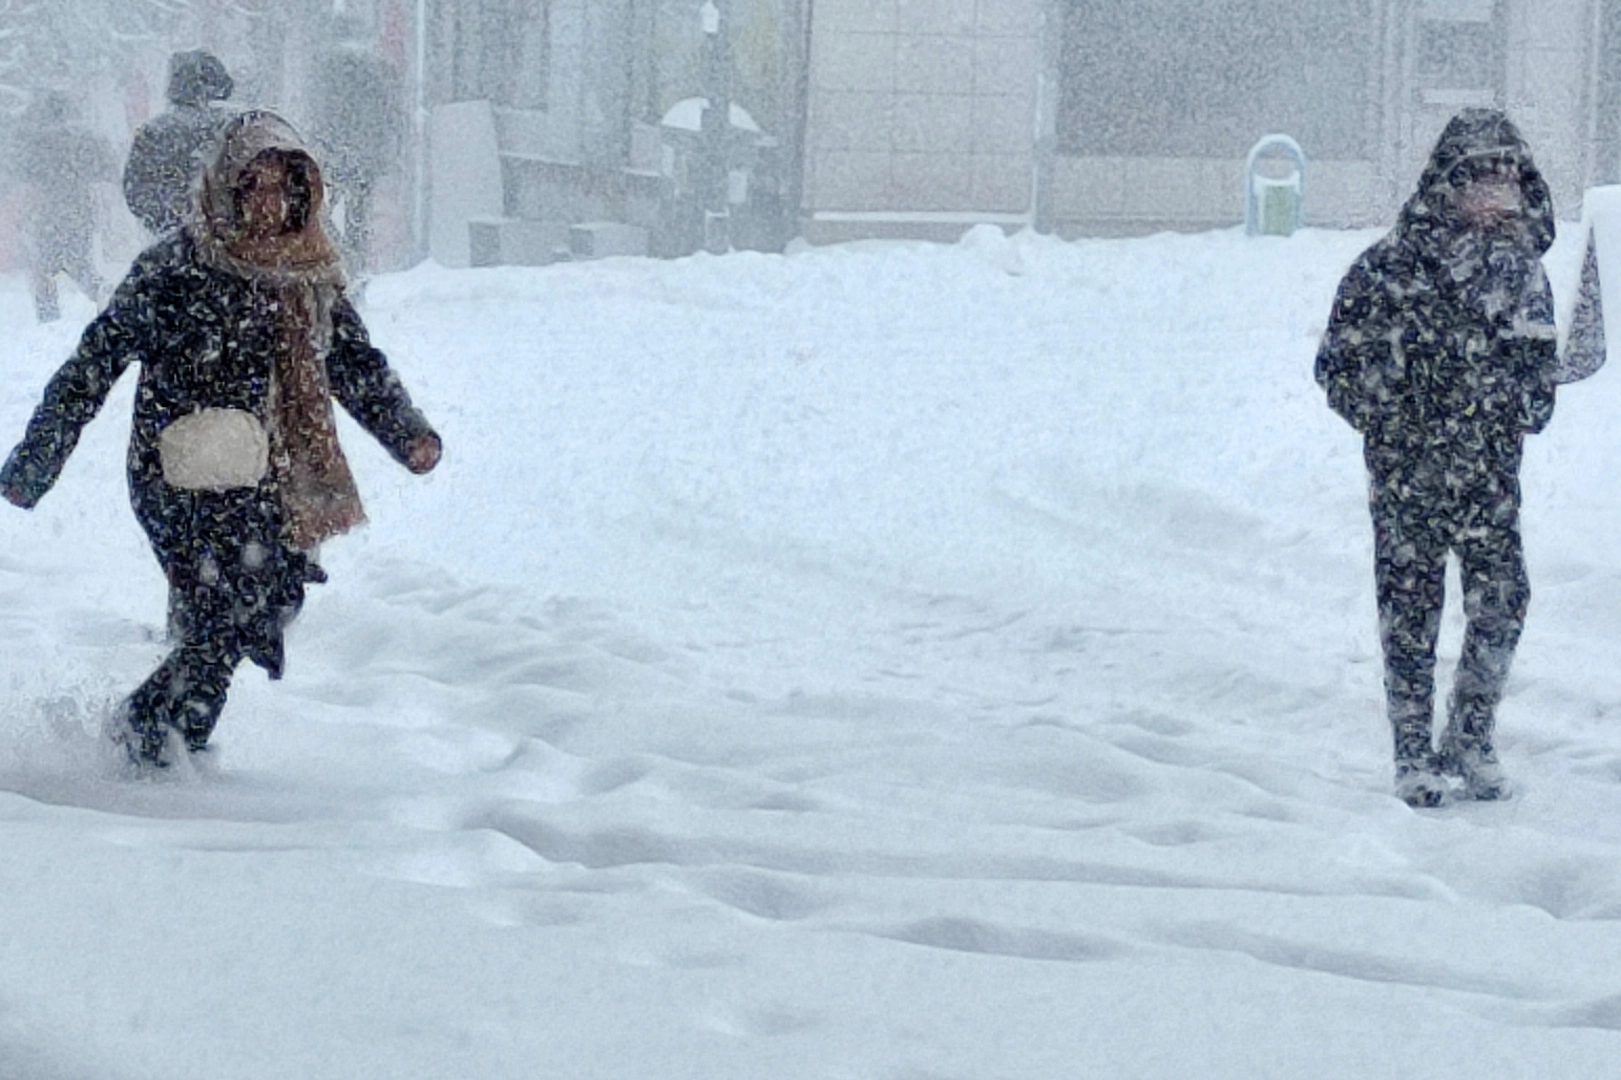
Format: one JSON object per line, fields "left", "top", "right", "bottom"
{"left": 1449, "top": 531, "right": 1527, "bottom": 738}
{"left": 1372, "top": 499, "right": 1448, "bottom": 766}
{"left": 1367, "top": 453, "right": 1452, "bottom": 805}
{"left": 347, "top": 177, "right": 373, "bottom": 275}
{"left": 22, "top": 219, "right": 59, "bottom": 322}
{"left": 63, "top": 242, "right": 104, "bottom": 307}
{"left": 29, "top": 264, "right": 58, "bottom": 323}
{"left": 125, "top": 509, "right": 257, "bottom": 764}
{"left": 122, "top": 489, "right": 317, "bottom": 766}
{"left": 1442, "top": 513, "right": 1528, "bottom": 798}
{"left": 119, "top": 639, "right": 241, "bottom": 765}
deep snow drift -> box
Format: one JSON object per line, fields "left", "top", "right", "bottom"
{"left": 2, "top": 223, "right": 1621, "bottom": 1078}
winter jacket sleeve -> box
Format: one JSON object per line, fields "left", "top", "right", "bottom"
{"left": 1315, "top": 256, "right": 1405, "bottom": 439}
{"left": 0, "top": 268, "right": 159, "bottom": 507}
{"left": 326, "top": 297, "right": 438, "bottom": 466}
{"left": 1505, "top": 266, "right": 1558, "bottom": 434}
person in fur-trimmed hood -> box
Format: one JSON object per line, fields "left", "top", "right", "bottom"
{"left": 1316, "top": 108, "right": 1558, "bottom": 807}
{"left": 0, "top": 109, "right": 442, "bottom": 768}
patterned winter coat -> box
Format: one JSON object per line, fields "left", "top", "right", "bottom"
{"left": 0, "top": 232, "right": 436, "bottom": 672}
{"left": 1316, "top": 110, "right": 1558, "bottom": 472}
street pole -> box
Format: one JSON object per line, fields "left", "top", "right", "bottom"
{"left": 699, "top": 0, "right": 733, "bottom": 254}
{"left": 415, "top": 0, "right": 429, "bottom": 262}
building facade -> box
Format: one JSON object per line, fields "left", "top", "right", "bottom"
{"left": 418, "top": 0, "right": 807, "bottom": 262}
{"left": 801, "top": 0, "right": 1621, "bottom": 241}
{"left": 139, "top": 0, "right": 1621, "bottom": 264}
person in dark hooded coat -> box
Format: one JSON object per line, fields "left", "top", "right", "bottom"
{"left": 122, "top": 49, "right": 235, "bottom": 236}
{"left": 1316, "top": 108, "right": 1559, "bottom": 807}
{"left": 0, "top": 109, "right": 442, "bottom": 769}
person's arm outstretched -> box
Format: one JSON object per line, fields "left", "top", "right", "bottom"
{"left": 1, "top": 267, "right": 159, "bottom": 507}
{"left": 324, "top": 295, "right": 441, "bottom": 475}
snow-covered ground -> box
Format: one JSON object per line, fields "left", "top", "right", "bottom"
{"left": 3, "top": 223, "right": 1621, "bottom": 1078}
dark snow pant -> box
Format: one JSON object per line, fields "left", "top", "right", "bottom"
{"left": 123, "top": 637, "right": 245, "bottom": 762}
{"left": 122, "top": 556, "right": 267, "bottom": 765}
{"left": 1366, "top": 439, "right": 1529, "bottom": 766}
{"left": 123, "top": 489, "right": 320, "bottom": 765}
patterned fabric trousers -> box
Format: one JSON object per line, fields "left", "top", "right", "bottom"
{"left": 1367, "top": 440, "right": 1529, "bottom": 765}
{"left": 123, "top": 637, "right": 243, "bottom": 762}
{"left": 122, "top": 493, "right": 317, "bottom": 764}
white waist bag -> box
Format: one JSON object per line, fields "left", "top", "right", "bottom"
{"left": 158, "top": 408, "right": 270, "bottom": 490}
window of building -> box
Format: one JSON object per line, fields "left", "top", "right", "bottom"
{"left": 449, "top": 0, "right": 550, "bottom": 110}
{"left": 1413, "top": 0, "right": 1504, "bottom": 105}
{"left": 1058, "top": 0, "right": 1377, "bottom": 159}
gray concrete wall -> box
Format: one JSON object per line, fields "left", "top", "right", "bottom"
{"left": 801, "top": 0, "right": 1043, "bottom": 237}
{"left": 1048, "top": 158, "right": 1384, "bottom": 236}
{"left": 1504, "top": 0, "right": 1597, "bottom": 215}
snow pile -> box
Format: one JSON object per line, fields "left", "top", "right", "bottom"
{"left": 2, "top": 224, "right": 1620, "bottom": 1077}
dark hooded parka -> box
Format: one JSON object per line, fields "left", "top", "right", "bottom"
{"left": 1316, "top": 108, "right": 1558, "bottom": 769}
{"left": 0, "top": 110, "right": 440, "bottom": 765}
{"left": 122, "top": 49, "right": 235, "bottom": 235}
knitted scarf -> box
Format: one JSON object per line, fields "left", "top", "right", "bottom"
{"left": 191, "top": 111, "right": 365, "bottom": 549}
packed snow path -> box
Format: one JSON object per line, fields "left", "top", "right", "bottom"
{"left": 2, "top": 226, "right": 1621, "bottom": 1078}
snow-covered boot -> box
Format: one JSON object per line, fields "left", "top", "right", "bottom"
{"left": 103, "top": 700, "right": 174, "bottom": 770}
{"left": 1438, "top": 739, "right": 1509, "bottom": 800}
{"left": 1442, "top": 598, "right": 1517, "bottom": 800}
{"left": 1438, "top": 717, "right": 1510, "bottom": 801}
{"left": 1390, "top": 698, "right": 1447, "bottom": 807}
{"left": 1394, "top": 757, "right": 1450, "bottom": 807}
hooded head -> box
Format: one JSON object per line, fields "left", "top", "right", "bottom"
{"left": 1398, "top": 108, "right": 1555, "bottom": 257}
{"left": 194, "top": 110, "right": 341, "bottom": 281}
{"left": 167, "top": 50, "right": 234, "bottom": 108}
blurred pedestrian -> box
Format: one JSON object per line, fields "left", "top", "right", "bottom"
{"left": 0, "top": 110, "right": 442, "bottom": 770}
{"left": 1315, "top": 109, "right": 1558, "bottom": 807}
{"left": 11, "top": 91, "right": 114, "bottom": 321}
{"left": 123, "top": 49, "right": 235, "bottom": 236}
{"left": 308, "top": 21, "right": 403, "bottom": 280}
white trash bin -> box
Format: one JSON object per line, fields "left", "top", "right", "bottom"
{"left": 1246, "top": 134, "right": 1306, "bottom": 237}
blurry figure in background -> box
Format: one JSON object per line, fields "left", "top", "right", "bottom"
{"left": 308, "top": 20, "right": 403, "bottom": 283}
{"left": 0, "top": 110, "right": 442, "bottom": 771}
{"left": 123, "top": 49, "right": 236, "bottom": 236}
{"left": 1316, "top": 109, "right": 1558, "bottom": 808}
{"left": 10, "top": 91, "right": 114, "bottom": 321}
